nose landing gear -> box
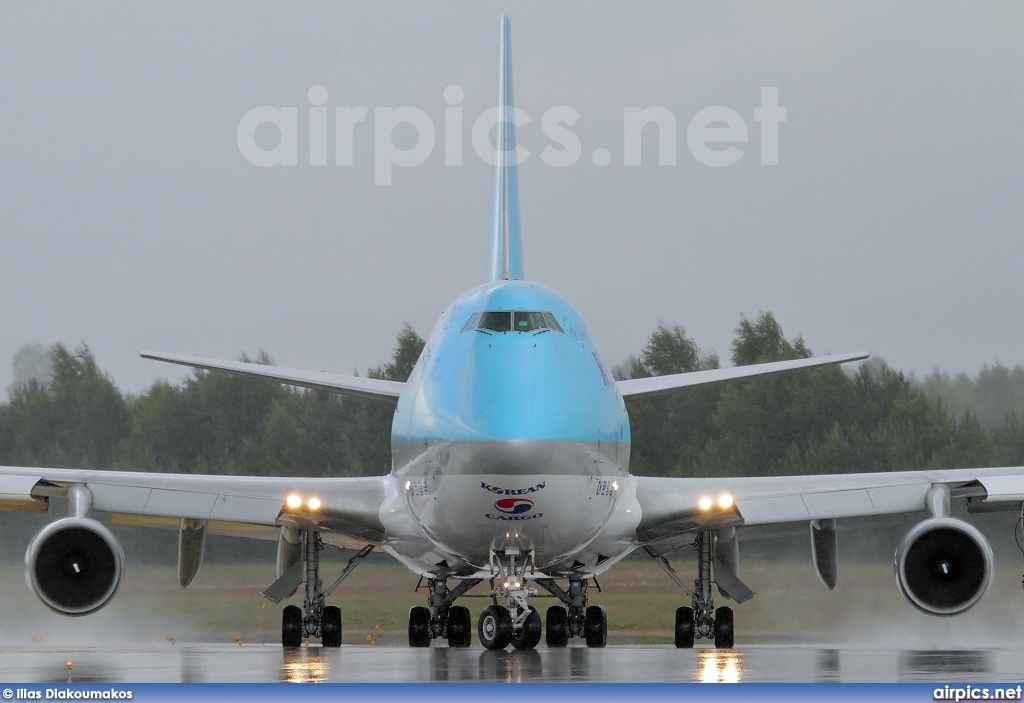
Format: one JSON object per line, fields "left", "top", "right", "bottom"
{"left": 478, "top": 545, "right": 543, "bottom": 650}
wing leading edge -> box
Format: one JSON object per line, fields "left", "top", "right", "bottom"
{"left": 140, "top": 351, "right": 404, "bottom": 402}
{"left": 616, "top": 351, "right": 869, "bottom": 401}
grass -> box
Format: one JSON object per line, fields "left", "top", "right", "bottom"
{"left": 3, "top": 555, "right": 1024, "bottom": 647}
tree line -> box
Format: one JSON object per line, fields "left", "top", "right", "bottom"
{"left": 1, "top": 313, "right": 1023, "bottom": 478}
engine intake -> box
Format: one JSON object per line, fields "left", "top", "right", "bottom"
{"left": 25, "top": 517, "right": 124, "bottom": 616}
{"left": 894, "top": 517, "right": 992, "bottom": 616}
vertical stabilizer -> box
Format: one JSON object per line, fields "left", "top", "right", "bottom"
{"left": 488, "top": 16, "right": 525, "bottom": 282}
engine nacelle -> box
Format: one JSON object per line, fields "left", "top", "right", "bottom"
{"left": 894, "top": 517, "right": 992, "bottom": 616}
{"left": 25, "top": 517, "right": 125, "bottom": 616}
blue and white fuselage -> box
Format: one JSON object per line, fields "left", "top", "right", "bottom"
{"left": 380, "top": 280, "right": 639, "bottom": 578}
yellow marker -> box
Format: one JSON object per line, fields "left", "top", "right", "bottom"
{"left": 66, "top": 661, "right": 73, "bottom": 670}
{"left": 166, "top": 635, "right": 175, "bottom": 645}
{"left": 233, "top": 635, "right": 242, "bottom": 645}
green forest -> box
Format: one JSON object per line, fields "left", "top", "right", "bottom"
{"left": 2, "top": 312, "right": 1023, "bottom": 478}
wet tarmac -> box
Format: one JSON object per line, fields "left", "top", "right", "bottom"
{"left": 0, "top": 644, "right": 1020, "bottom": 683}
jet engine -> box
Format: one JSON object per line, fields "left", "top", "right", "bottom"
{"left": 25, "top": 517, "right": 125, "bottom": 616}
{"left": 894, "top": 517, "right": 992, "bottom": 616}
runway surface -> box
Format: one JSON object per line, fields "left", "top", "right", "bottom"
{"left": 0, "top": 644, "right": 1020, "bottom": 683}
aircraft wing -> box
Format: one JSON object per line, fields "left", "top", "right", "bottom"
{"left": 139, "top": 351, "right": 404, "bottom": 402}
{"left": 632, "top": 465, "right": 1024, "bottom": 544}
{"left": 0, "top": 465, "right": 388, "bottom": 544}
{"left": 616, "top": 351, "right": 869, "bottom": 401}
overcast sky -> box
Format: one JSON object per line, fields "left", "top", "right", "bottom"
{"left": 1, "top": 2, "right": 1022, "bottom": 395}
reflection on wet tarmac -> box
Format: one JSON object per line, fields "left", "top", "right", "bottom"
{"left": 0, "top": 644, "right": 1017, "bottom": 683}
{"left": 816, "top": 649, "right": 841, "bottom": 682}
{"left": 697, "top": 649, "right": 742, "bottom": 683}
{"left": 280, "top": 647, "right": 331, "bottom": 683}
{"left": 478, "top": 649, "right": 543, "bottom": 682}
{"left": 899, "top": 651, "right": 992, "bottom": 681}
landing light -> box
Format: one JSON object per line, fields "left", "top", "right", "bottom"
{"left": 308, "top": 497, "right": 322, "bottom": 511}
{"left": 718, "top": 494, "right": 733, "bottom": 509}
{"left": 286, "top": 494, "right": 302, "bottom": 509}
{"left": 698, "top": 496, "right": 713, "bottom": 511}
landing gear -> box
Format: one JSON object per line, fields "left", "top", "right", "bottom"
{"left": 446, "top": 605, "right": 472, "bottom": 648}
{"left": 584, "top": 605, "right": 607, "bottom": 648}
{"left": 264, "top": 532, "right": 374, "bottom": 648}
{"left": 277, "top": 531, "right": 341, "bottom": 647}
{"left": 477, "top": 604, "right": 513, "bottom": 650}
{"left": 510, "top": 606, "right": 542, "bottom": 650}
{"left": 674, "top": 606, "right": 695, "bottom": 648}
{"left": 545, "top": 606, "right": 568, "bottom": 648}
{"left": 646, "top": 532, "right": 746, "bottom": 649}
{"left": 321, "top": 605, "right": 342, "bottom": 647}
{"left": 408, "top": 575, "right": 482, "bottom": 648}
{"left": 478, "top": 545, "right": 545, "bottom": 650}
{"left": 282, "top": 604, "right": 302, "bottom": 647}
{"left": 408, "top": 605, "right": 431, "bottom": 647}
{"left": 714, "top": 606, "right": 734, "bottom": 649}
{"left": 535, "top": 575, "right": 605, "bottom": 647}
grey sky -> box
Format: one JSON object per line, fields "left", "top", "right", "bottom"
{"left": 1, "top": 2, "right": 1022, "bottom": 396}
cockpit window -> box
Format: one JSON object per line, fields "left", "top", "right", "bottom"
{"left": 478, "top": 311, "right": 512, "bottom": 332}
{"left": 470, "top": 310, "right": 564, "bottom": 334}
{"left": 542, "top": 312, "right": 564, "bottom": 334}
{"left": 461, "top": 312, "right": 481, "bottom": 333}
{"left": 513, "top": 311, "right": 546, "bottom": 332}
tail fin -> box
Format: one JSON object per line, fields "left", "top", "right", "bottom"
{"left": 488, "top": 16, "right": 525, "bottom": 282}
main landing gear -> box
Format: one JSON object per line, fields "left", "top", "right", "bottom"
{"left": 263, "top": 530, "right": 373, "bottom": 648}
{"left": 408, "top": 573, "right": 482, "bottom": 648}
{"left": 645, "top": 531, "right": 750, "bottom": 649}
{"left": 406, "top": 547, "right": 608, "bottom": 650}
{"left": 534, "top": 576, "right": 607, "bottom": 648}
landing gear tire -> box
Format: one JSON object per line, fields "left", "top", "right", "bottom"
{"left": 478, "top": 604, "right": 513, "bottom": 651}
{"left": 446, "top": 605, "right": 472, "bottom": 648}
{"left": 584, "top": 605, "right": 607, "bottom": 648}
{"left": 408, "top": 605, "right": 431, "bottom": 648}
{"left": 321, "top": 605, "right": 342, "bottom": 648}
{"left": 714, "top": 606, "right": 734, "bottom": 649}
{"left": 511, "top": 606, "right": 542, "bottom": 650}
{"left": 282, "top": 604, "right": 302, "bottom": 647}
{"left": 674, "top": 606, "right": 695, "bottom": 649}
{"left": 545, "top": 605, "right": 569, "bottom": 648}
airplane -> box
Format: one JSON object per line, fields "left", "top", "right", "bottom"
{"left": 1, "top": 16, "right": 1021, "bottom": 652}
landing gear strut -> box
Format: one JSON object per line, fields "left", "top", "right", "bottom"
{"left": 408, "top": 574, "right": 481, "bottom": 648}
{"left": 645, "top": 532, "right": 735, "bottom": 649}
{"left": 477, "top": 545, "right": 543, "bottom": 651}
{"left": 268, "top": 531, "right": 373, "bottom": 648}
{"left": 535, "top": 575, "right": 607, "bottom": 648}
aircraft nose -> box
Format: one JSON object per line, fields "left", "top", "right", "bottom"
{"left": 474, "top": 395, "right": 555, "bottom": 439}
